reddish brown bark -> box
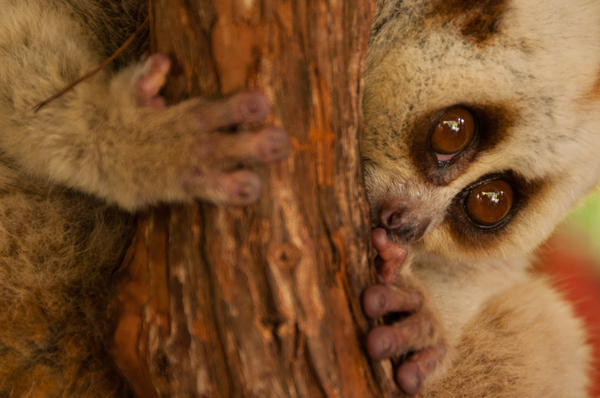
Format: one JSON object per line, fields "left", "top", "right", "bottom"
{"left": 109, "top": 0, "right": 401, "bottom": 396}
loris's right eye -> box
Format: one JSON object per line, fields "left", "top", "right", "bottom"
{"left": 431, "top": 107, "right": 476, "bottom": 161}
{"left": 464, "top": 179, "right": 514, "bottom": 227}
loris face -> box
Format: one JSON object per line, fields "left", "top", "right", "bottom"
{"left": 362, "top": 0, "right": 600, "bottom": 262}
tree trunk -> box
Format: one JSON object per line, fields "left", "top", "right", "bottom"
{"left": 109, "top": 0, "right": 400, "bottom": 397}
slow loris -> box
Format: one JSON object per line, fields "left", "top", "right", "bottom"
{"left": 361, "top": 0, "right": 597, "bottom": 396}
{"left": 0, "top": 0, "right": 596, "bottom": 396}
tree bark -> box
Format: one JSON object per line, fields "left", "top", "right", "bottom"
{"left": 109, "top": 0, "right": 400, "bottom": 397}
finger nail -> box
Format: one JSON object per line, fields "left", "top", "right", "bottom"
{"left": 243, "top": 99, "right": 261, "bottom": 115}
{"left": 397, "top": 362, "right": 423, "bottom": 396}
{"left": 240, "top": 93, "right": 268, "bottom": 118}
{"left": 367, "top": 328, "right": 398, "bottom": 360}
{"left": 228, "top": 179, "right": 259, "bottom": 203}
{"left": 259, "top": 129, "right": 290, "bottom": 161}
{"left": 225, "top": 172, "right": 262, "bottom": 205}
{"left": 378, "top": 334, "right": 396, "bottom": 357}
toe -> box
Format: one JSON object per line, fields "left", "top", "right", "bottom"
{"left": 366, "top": 326, "right": 402, "bottom": 360}
{"left": 371, "top": 229, "right": 408, "bottom": 282}
{"left": 396, "top": 361, "right": 423, "bottom": 397}
{"left": 363, "top": 285, "right": 421, "bottom": 318}
{"left": 256, "top": 127, "right": 290, "bottom": 162}
{"left": 137, "top": 54, "right": 170, "bottom": 105}
{"left": 179, "top": 169, "right": 262, "bottom": 206}
{"left": 396, "top": 344, "right": 446, "bottom": 396}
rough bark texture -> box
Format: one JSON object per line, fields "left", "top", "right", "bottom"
{"left": 109, "top": 0, "right": 400, "bottom": 396}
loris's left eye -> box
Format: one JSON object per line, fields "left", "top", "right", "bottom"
{"left": 431, "top": 107, "right": 476, "bottom": 161}
{"left": 465, "top": 179, "right": 514, "bottom": 227}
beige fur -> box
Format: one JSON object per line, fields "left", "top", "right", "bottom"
{"left": 363, "top": 0, "right": 598, "bottom": 395}
{"left": 0, "top": 1, "right": 142, "bottom": 395}
{"left": 0, "top": 0, "right": 596, "bottom": 395}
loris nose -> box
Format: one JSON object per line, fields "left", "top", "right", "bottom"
{"left": 379, "top": 205, "right": 431, "bottom": 244}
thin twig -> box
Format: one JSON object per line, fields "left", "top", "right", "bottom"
{"left": 32, "top": 16, "right": 149, "bottom": 113}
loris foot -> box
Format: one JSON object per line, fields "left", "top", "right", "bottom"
{"left": 102, "top": 53, "right": 290, "bottom": 209}
{"left": 363, "top": 229, "right": 447, "bottom": 396}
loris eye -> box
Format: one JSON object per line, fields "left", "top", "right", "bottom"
{"left": 431, "top": 107, "right": 476, "bottom": 161}
{"left": 465, "top": 179, "right": 514, "bottom": 227}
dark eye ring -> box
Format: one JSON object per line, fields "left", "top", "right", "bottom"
{"left": 431, "top": 107, "right": 476, "bottom": 162}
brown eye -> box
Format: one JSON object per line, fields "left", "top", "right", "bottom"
{"left": 465, "top": 180, "right": 514, "bottom": 226}
{"left": 431, "top": 107, "right": 476, "bottom": 158}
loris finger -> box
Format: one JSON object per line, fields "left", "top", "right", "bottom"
{"left": 180, "top": 169, "right": 262, "bottom": 206}
{"left": 196, "top": 90, "right": 271, "bottom": 131}
{"left": 371, "top": 228, "right": 408, "bottom": 282}
{"left": 396, "top": 344, "right": 446, "bottom": 396}
{"left": 366, "top": 310, "right": 438, "bottom": 360}
{"left": 199, "top": 126, "right": 290, "bottom": 167}
{"left": 363, "top": 284, "right": 421, "bottom": 319}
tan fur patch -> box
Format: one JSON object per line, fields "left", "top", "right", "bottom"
{"left": 429, "top": 0, "right": 510, "bottom": 45}
{"left": 584, "top": 69, "right": 600, "bottom": 101}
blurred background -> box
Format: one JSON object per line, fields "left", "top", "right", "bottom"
{"left": 564, "top": 190, "right": 600, "bottom": 263}
{"left": 540, "top": 190, "right": 600, "bottom": 396}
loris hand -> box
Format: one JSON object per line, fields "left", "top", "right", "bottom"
{"left": 363, "top": 229, "right": 447, "bottom": 396}
{"left": 96, "top": 53, "right": 290, "bottom": 210}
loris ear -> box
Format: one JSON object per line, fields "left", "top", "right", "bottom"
{"left": 429, "top": 0, "right": 509, "bottom": 45}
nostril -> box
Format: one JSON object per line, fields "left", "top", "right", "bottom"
{"left": 378, "top": 204, "right": 431, "bottom": 244}
{"left": 387, "top": 210, "right": 404, "bottom": 229}
{"left": 380, "top": 207, "right": 406, "bottom": 229}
